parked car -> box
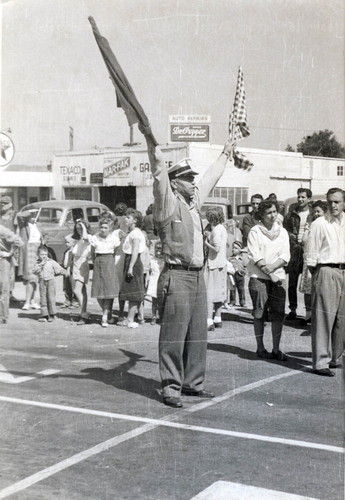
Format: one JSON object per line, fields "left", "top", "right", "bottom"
{"left": 200, "top": 197, "right": 233, "bottom": 224}
{"left": 17, "top": 200, "right": 114, "bottom": 262}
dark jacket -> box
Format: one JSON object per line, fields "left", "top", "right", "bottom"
{"left": 283, "top": 206, "right": 313, "bottom": 250}
{"left": 241, "top": 212, "right": 260, "bottom": 247}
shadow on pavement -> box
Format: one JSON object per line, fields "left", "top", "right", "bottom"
{"left": 44, "top": 349, "right": 161, "bottom": 402}
{"left": 208, "top": 342, "right": 312, "bottom": 372}
{"left": 222, "top": 311, "right": 253, "bottom": 324}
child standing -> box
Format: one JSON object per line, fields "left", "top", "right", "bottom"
{"left": 32, "top": 245, "right": 68, "bottom": 322}
{"left": 61, "top": 235, "right": 76, "bottom": 308}
{"left": 146, "top": 241, "right": 164, "bottom": 325}
{"left": 228, "top": 241, "right": 247, "bottom": 307}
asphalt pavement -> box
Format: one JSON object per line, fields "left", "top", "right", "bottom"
{"left": 0, "top": 277, "right": 344, "bottom": 500}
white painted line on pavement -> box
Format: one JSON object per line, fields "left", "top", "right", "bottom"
{"left": 1, "top": 369, "right": 340, "bottom": 499}
{"left": 36, "top": 369, "right": 61, "bottom": 376}
{"left": 0, "top": 423, "right": 157, "bottom": 500}
{"left": 0, "top": 365, "right": 61, "bottom": 384}
{"left": 191, "top": 481, "right": 319, "bottom": 500}
{"left": 0, "top": 349, "right": 57, "bottom": 360}
{"left": 0, "top": 393, "right": 342, "bottom": 453}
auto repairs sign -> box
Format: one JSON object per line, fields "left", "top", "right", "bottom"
{"left": 169, "top": 115, "right": 210, "bottom": 142}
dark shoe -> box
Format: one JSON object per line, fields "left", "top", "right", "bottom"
{"left": 77, "top": 317, "right": 87, "bottom": 325}
{"left": 256, "top": 349, "right": 271, "bottom": 359}
{"left": 163, "top": 397, "right": 183, "bottom": 408}
{"left": 47, "top": 316, "right": 55, "bottom": 322}
{"left": 313, "top": 368, "right": 335, "bottom": 377}
{"left": 208, "top": 324, "right": 215, "bottom": 331}
{"left": 214, "top": 322, "right": 222, "bottom": 328}
{"left": 150, "top": 316, "right": 157, "bottom": 325}
{"left": 285, "top": 311, "right": 297, "bottom": 321}
{"left": 182, "top": 389, "right": 215, "bottom": 398}
{"left": 240, "top": 302, "right": 246, "bottom": 307}
{"left": 329, "top": 362, "right": 342, "bottom": 369}
{"left": 271, "top": 350, "right": 288, "bottom": 362}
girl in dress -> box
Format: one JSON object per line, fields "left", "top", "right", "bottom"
{"left": 90, "top": 214, "right": 121, "bottom": 327}
{"left": 118, "top": 208, "right": 146, "bottom": 328}
{"left": 71, "top": 219, "right": 92, "bottom": 325}
{"left": 204, "top": 206, "right": 228, "bottom": 331}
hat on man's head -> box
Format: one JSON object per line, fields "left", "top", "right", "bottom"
{"left": 168, "top": 158, "right": 198, "bottom": 179}
{"left": 0, "top": 195, "right": 12, "bottom": 204}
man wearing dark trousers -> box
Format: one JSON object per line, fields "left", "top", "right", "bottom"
{"left": 140, "top": 123, "right": 233, "bottom": 408}
{"left": 283, "top": 188, "right": 313, "bottom": 320}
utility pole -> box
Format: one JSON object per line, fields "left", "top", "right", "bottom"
{"left": 69, "top": 126, "right": 74, "bottom": 151}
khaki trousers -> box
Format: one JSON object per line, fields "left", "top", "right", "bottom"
{"left": 158, "top": 267, "right": 208, "bottom": 398}
{"left": 311, "top": 266, "right": 345, "bottom": 370}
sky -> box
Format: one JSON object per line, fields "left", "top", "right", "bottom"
{"left": 1, "top": 0, "right": 344, "bottom": 166}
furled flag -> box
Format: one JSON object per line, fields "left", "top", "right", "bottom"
{"left": 88, "top": 17, "right": 158, "bottom": 146}
{"left": 228, "top": 67, "right": 253, "bottom": 171}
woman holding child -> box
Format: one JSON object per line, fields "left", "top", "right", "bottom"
{"left": 247, "top": 199, "right": 290, "bottom": 360}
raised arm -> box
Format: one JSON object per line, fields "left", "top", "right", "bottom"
{"left": 139, "top": 124, "right": 176, "bottom": 222}
{"left": 196, "top": 140, "right": 234, "bottom": 206}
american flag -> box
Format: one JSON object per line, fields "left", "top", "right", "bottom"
{"left": 229, "top": 67, "right": 253, "bottom": 171}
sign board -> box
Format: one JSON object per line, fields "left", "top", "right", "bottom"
{"left": 170, "top": 124, "right": 210, "bottom": 142}
{"left": 169, "top": 115, "right": 210, "bottom": 123}
{"left": 0, "top": 132, "right": 15, "bottom": 169}
{"left": 103, "top": 157, "right": 130, "bottom": 179}
{"left": 90, "top": 173, "right": 103, "bottom": 184}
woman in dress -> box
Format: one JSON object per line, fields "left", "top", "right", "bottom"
{"left": 90, "top": 214, "right": 121, "bottom": 327}
{"left": 204, "top": 206, "right": 228, "bottom": 331}
{"left": 118, "top": 208, "right": 146, "bottom": 328}
{"left": 17, "top": 210, "right": 43, "bottom": 310}
{"left": 71, "top": 219, "right": 92, "bottom": 325}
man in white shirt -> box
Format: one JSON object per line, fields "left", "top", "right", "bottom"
{"left": 306, "top": 188, "right": 345, "bottom": 376}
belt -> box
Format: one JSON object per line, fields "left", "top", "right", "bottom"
{"left": 95, "top": 253, "right": 114, "bottom": 256}
{"left": 318, "top": 263, "right": 345, "bottom": 269}
{"left": 167, "top": 263, "right": 203, "bottom": 272}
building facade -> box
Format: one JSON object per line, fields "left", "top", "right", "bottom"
{"left": 2, "top": 144, "right": 343, "bottom": 213}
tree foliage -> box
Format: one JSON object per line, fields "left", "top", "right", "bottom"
{"left": 286, "top": 130, "right": 345, "bottom": 158}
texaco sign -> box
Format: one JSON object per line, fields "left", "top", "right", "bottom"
{"left": 0, "top": 132, "right": 15, "bottom": 168}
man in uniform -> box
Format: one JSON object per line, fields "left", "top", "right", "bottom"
{"left": 140, "top": 124, "right": 233, "bottom": 407}
{"left": 306, "top": 187, "right": 345, "bottom": 376}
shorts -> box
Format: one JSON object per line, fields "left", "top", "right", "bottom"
{"left": 249, "top": 277, "right": 286, "bottom": 321}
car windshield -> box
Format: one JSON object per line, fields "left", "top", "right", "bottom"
{"left": 36, "top": 208, "right": 63, "bottom": 224}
